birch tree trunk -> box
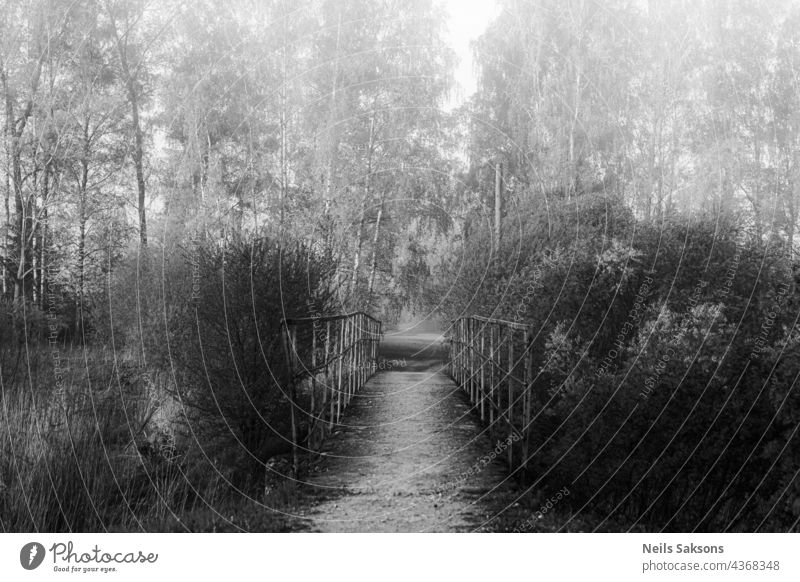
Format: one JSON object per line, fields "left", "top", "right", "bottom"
{"left": 367, "top": 190, "right": 386, "bottom": 301}
{"left": 350, "top": 114, "right": 376, "bottom": 297}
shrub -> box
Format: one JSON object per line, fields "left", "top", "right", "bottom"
{"left": 167, "top": 235, "right": 335, "bottom": 484}
{"left": 437, "top": 191, "right": 800, "bottom": 531}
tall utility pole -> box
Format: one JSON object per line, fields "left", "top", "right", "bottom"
{"left": 494, "top": 161, "right": 502, "bottom": 253}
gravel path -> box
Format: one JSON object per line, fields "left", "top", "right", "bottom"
{"left": 295, "top": 331, "right": 528, "bottom": 532}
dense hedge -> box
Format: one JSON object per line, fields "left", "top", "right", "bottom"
{"left": 165, "top": 236, "right": 335, "bottom": 484}
{"left": 435, "top": 192, "right": 800, "bottom": 531}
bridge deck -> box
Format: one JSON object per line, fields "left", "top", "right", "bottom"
{"left": 297, "top": 331, "right": 527, "bottom": 532}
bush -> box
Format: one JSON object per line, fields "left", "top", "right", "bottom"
{"left": 436, "top": 191, "right": 800, "bottom": 531}
{"left": 167, "top": 235, "right": 335, "bottom": 484}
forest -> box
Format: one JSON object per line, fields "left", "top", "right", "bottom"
{"left": 1, "top": 0, "right": 800, "bottom": 532}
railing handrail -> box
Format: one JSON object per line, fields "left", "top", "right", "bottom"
{"left": 281, "top": 311, "right": 382, "bottom": 476}
{"left": 285, "top": 337, "right": 375, "bottom": 380}
{"left": 446, "top": 314, "right": 535, "bottom": 475}
{"left": 451, "top": 314, "right": 532, "bottom": 332}
{"left": 282, "top": 311, "right": 381, "bottom": 326}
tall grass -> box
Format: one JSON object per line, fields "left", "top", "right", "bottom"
{"left": 1, "top": 341, "right": 309, "bottom": 532}
{"left": 1, "top": 236, "right": 332, "bottom": 532}
{"left": 0, "top": 342, "right": 226, "bottom": 532}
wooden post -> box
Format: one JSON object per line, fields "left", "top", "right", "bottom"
{"left": 451, "top": 320, "right": 456, "bottom": 381}
{"left": 359, "top": 314, "right": 364, "bottom": 387}
{"left": 289, "top": 325, "right": 300, "bottom": 477}
{"left": 325, "top": 320, "right": 332, "bottom": 430}
{"left": 470, "top": 319, "right": 477, "bottom": 404}
{"left": 349, "top": 316, "right": 355, "bottom": 403}
{"left": 460, "top": 319, "right": 465, "bottom": 385}
{"left": 342, "top": 317, "right": 347, "bottom": 408}
{"left": 467, "top": 319, "right": 472, "bottom": 400}
{"left": 494, "top": 162, "right": 502, "bottom": 254}
{"left": 361, "top": 314, "right": 366, "bottom": 386}
{"left": 348, "top": 316, "right": 354, "bottom": 404}
{"left": 454, "top": 321, "right": 459, "bottom": 379}
{"left": 353, "top": 315, "right": 359, "bottom": 392}
{"left": 372, "top": 318, "right": 376, "bottom": 371}
{"left": 489, "top": 323, "right": 495, "bottom": 427}
{"left": 366, "top": 318, "right": 370, "bottom": 376}
{"left": 466, "top": 319, "right": 472, "bottom": 400}
{"left": 522, "top": 327, "right": 532, "bottom": 470}
{"left": 310, "top": 321, "right": 318, "bottom": 441}
{"left": 480, "top": 324, "right": 486, "bottom": 422}
{"left": 363, "top": 316, "right": 368, "bottom": 381}
{"left": 508, "top": 327, "right": 514, "bottom": 469}
{"left": 455, "top": 320, "right": 459, "bottom": 380}
{"left": 355, "top": 314, "right": 360, "bottom": 390}
{"left": 336, "top": 318, "right": 343, "bottom": 424}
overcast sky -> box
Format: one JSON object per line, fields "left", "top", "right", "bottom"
{"left": 442, "top": 0, "right": 498, "bottom": 108}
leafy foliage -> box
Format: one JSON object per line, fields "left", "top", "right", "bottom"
{"left": 435, "top": 189, "right": 800, "bottom": 531}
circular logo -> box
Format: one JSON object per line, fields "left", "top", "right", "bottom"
{"left": 20, "top": 542, "right": 46, "bottom": 570}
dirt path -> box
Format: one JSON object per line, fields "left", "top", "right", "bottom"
{"left": 294, "top": 330, "right": 528, "bottom": 532}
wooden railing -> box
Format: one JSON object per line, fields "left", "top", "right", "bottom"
{"left": 447, "top": 315, "right": 534, "bottom": 473}
{"left": 281, "top": 312, "right": 382, "bottom": 474}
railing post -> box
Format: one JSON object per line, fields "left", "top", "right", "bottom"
{"left": 347, "top": 316, "right": 352, "bottom": 403}
{"left": 444, "top": 317, "right": 537, "bottom": 474}
{"left": 285, "top": 324, "right": 300, "bottom": 478}
{"left": 465, "top": 319, "right": 471, "bottom": 400}
{"left": 361, "top": 313, "right": 367, "bottom": 387}
{"left": 454, "top": 320, "right": 458, "bottom": 381}
{"left": 460, "top": 318, "right": 465, "bottom": 386}
{"left": 357, "top": 314, "right": 363, "bottom": 388}
{"left": 372, "top": 318, "right": 376, "bottom": 372}
{"left": 479, "top": 323, "right": 486, "bottom": 422}
{"left": 489, "top": 323, "right": 495, "bottom": 428}
{"left": 354, "top": 314, "right": 360, "bottom": 390}
{"left": 508, "top": 327, "right": 514, "bottom": 469}
{"left": 325, "top": 319, "right": 332, "bottom": 430}
{"left": 522, "top": 326, "right": 532, "bottom": 470}
{"left": 280, "top": 313, "right": 382, "bottom": 455}
{"left": 467, "top": 319, "right": 472, "bottom": 401}
{"left": 347, "top": 316, "right": 353, "bottom": 405}
{"left": 310, "top": 319, "right": 318, "bottom": 443}
{"left": 470, "top": 318, "right": 477, "bottom": 405}
{"left": 336, "top": 318, "right": 343, "bottom": 425}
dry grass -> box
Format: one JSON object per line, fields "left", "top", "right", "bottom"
{"left": 0, "top": 344, "right": 249, "bottom": 532}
